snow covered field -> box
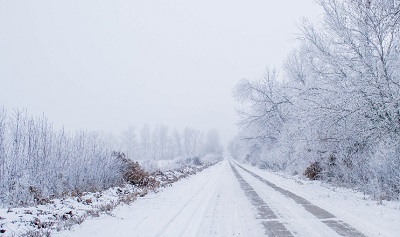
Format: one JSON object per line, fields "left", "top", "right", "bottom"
{"left": 54, "top": 159, "right": 399, "bottom": 237}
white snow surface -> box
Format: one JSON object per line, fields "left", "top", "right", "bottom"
{"left": 239, "top": 162, "right": 400, "bottom": 237}
{"left": 45, "top": 160, "right": 399, "bottom": 236}
{"left": 55, "top": 160, "right": 265, "bottom": 237}
{"left": 0, "top": 164, "right": 211, "bottom": 236}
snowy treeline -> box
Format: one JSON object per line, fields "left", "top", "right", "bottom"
{"left": 0, "top": 107, "right": 223, "bottom": 207}
{"left": 0, "top": 108, "right": 123, "bottom": 207}
{"left": 231, "top": 0, "right": 400, "bottom": 200}
{"left": 119, "top": 125, "right": 223, "bottom": 164}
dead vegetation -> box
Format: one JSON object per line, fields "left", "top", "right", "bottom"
{"left": 114, "top": 152, "right": 160, "bottom": 190}
{"left": 304, "top": 161, "right": 323, "bottom": 180}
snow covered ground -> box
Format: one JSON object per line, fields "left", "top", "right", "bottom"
{"left": 52, "top": 159, "right": 399, "bottom": 237}
{"left": 238, "top": 162, "right": 400, "bottom": 237}
{"left": 55, "top": 160, "right": 265, "bottom": 237}
{"left": 0, "top": 163, "right": 213, "bottom": 237}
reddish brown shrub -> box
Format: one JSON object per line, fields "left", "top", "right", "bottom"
{"left": 113, "top": 152, "right": 160, "bottom": 189}
{"left": 304, "top": 161, "right": 323, "bottom": 180}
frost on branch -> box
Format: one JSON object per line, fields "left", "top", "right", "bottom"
{"left": 231, "top": 0, "right": 400, "bottom": 200}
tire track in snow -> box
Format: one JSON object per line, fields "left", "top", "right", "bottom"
{"left": 196, "top": 161, "right": 266, "bottom": 236}
{"left": 230, "top": 163, "right": 294, "bottom": 237}
{"left": 155, "top": 163, "right": 222, "bottom": 236}
{"left": 234, "top": 162, "right": 366, "bottom": 237}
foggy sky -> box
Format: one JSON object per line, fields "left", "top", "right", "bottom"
{"left": 0, "top": 0, "right": 321, "bottom": 145}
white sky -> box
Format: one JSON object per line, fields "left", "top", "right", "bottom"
{"left": 0, "top": 0, "right": 322, "bottom": 145}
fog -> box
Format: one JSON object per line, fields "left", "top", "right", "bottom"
{"left": 0, "top": 0, "right": 321, "bottom": 145}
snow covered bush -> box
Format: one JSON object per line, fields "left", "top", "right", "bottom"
{"left": 0, "top": 108, "right": 124, "bottom": 207}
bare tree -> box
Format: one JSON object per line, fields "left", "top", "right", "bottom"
{"left": 203, "top": 129, "right": 223, "bottom": 155}
{"left": 121, "top": 126, "right": 138, "bottom": 159}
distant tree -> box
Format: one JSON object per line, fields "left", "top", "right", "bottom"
{"left": 203, "top": 129, "right": 223, "bottom": 155}
{"left": 121, "top": 126, "right": 137, "bottom": 159}
{"left": 139, "top": 124, "right": 151, "bottom": 160}
{"left": 172, "top": 129, "right": 183, "bottom": 157}
{"left": 183, "top": 127, "right": 203, "bottom": 156}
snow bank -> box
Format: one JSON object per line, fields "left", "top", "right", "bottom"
{"left": 0, "top": 162, "right": 215, "bottom": 237}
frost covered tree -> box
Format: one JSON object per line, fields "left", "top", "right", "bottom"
{"left": 183, "top": 127, "right": 203, "bottom": 157}
{"left": 122, "top": 125, "right": 217, "bottom": 162}
{"left": 233, "top": 0, "right": 400, "bottom": 200}
{"left": 139, "top": 124, "right": 151, "bottom": 160}
{"left": 121, "top": 126, "right": 138, "bottom": 159}
{"left": 0, "top": 108, "right": 124, "bottom": 207}
{"left": 286, "top": 0, "right": 400, "bottom": 186}
{"left": 172, "top": 129, "right": 183, "bottom": 157}
{"left": 288, "top": 0, "right": 400, "bottom": 147}
{"left": 203, "top": 129, "right": 223, "bottom": 155}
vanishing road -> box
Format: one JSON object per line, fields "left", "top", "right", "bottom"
{"left": 57, "top": 160, "right": 390, "bottom": 237}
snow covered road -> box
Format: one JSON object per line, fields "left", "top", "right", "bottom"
{"left": 56, "top": 160, "right": 399, "bottom": 237}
